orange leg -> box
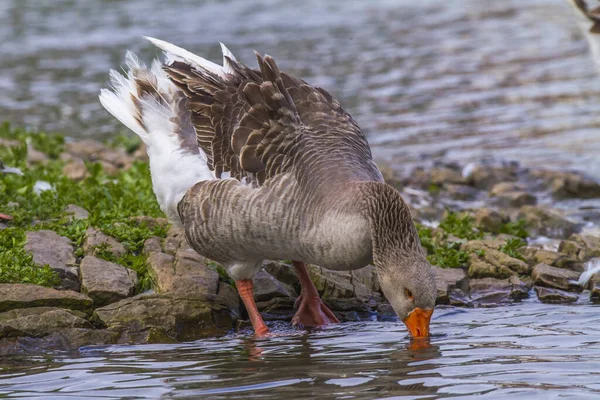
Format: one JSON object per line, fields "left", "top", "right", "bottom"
{"left": 0, "top": 213, "right": 12, "bottom": 220}
{"left": 236, "top": 279, "right": 269, "bottom": 336}
{"left": 292, "top": 261, "right": 340, "bottom": 327}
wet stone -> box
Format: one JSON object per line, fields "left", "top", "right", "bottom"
{"left": 444, "top": 184, "right": 479, "bottom": 201}
{"left": 474, "top": 209, "right": 507, "bottom": 234}
{"left": 80, "top": 256, "right": 137, "bottom": 307}
{"left": 433, "top": 266, "right": 467, "bottom": 305}
{"left": 492, "top": 191, "right": 537, "bottom": 208}
{"left": 0, "top": 284, "right": 93, "bottom": 313}
{"left": 534, "top": 286, "right": 578, "bottom": 304}
{"left": 469, "top": 278, "right": 513, "bottom": 307}
{"left": 253, "top": 270, "right": 295, "bottom": 302}
{"left": 24, "top": 230, "right": 79, "bottom": 291}
{"left": 256, "top": 297, "right": 296, "bottom": 321}
{"left": 590, "top": 274, "right": 600, "bottom": 304}
{"left": 517, "top": 206, "right": 580, "bottom": 239}
{"left": 0, "top": 307, "right": 91, "bottom": 339}
{"left": 448, "top": 288, "right": 471, "bottom": 307}
{"left": 531, "top": 263, "right": 582, "bottom": 292}
{"left": 263, "top": 261, "right": 299, "bottom": 287}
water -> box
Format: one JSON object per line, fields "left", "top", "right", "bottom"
{"left": 3, "top": 0, "right": 600, "bottom": 176}
{"left": 3, "top": 1, "right": 600, "bottom": 397}
{"left": 1, "top": 301, "right": 599, "bottom": 399}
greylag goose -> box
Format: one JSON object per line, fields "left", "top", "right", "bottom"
{"left": 566, "top": 0, "right": 600, "bottom": 70}
{"left": 99, "top": 38, "right": 436, "bottom": 338}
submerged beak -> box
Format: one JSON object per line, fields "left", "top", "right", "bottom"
{"left": 403, "top": 308, "right": 433, "bottom": 338}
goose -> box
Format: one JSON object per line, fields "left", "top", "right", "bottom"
{"left": 566, "top": 0, "right": 600, "bottom": 70}
{"left": 99, "top": 37, "right": 436, "bottom": 338}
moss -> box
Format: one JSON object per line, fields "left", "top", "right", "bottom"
{"left": 0, "top": 123, "right": 167, "bottom": 290}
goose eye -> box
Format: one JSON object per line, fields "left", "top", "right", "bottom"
{"left": 405, "top": 288, "right": 414, "bottom": 300}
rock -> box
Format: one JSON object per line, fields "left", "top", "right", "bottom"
{"left": 129, "top": 216, "right": 170, "bottom": 230}
{"left": 66, "top": 139, "right": 106, "bottom": 160}
{"left": 448, "top": 288, "right": 471, "bottom": 307}
{"left": 146, "top": 248, "right": 219, "bottom": 298}
{"left": 474, "top": 209, "right": 507, "bottom": 234}
{"left": 492, "top": 191, "right": 537, "bottom": 208}
{"left": 520, "top": 248, "right": 583, "bottom": 272}
{"left": 99, "top": 148, "right": 133, "bottom": 169}
{"left": 509, "top": 276, "right": 530, "bottom": 300}
{"left": 99, "top": 161, "right": 119, "bottom": 176}
{"left": 133, "top": 143, "right": 149, "bottom": 162}
{"left": 80, "top": 256, "right": 137, "bottom": 306}
{"left": 531, "top": 263, "right": 582, "bottom": 292}
{"left": 143, "top": 237, "right": 162, "bottom": 255}
{"left": 24, "top": 230, "right": 79, "bottom": 291}
{"left": 0, "top": 308, "right": 91, "bottom": 338}
{"left": 62, "top": 158, "right": 89, "bottom": 181}
{"left": 93, "top": 293, "right": 235, "bottom": 341}
{"left": 517, "top": 206, "right": 580, "bottom": 239}
{"left": 352, "top": 265, "right": 381, "bottom": 293}
{"left": 429, "top": 167, "right": 465, "bottom": 185}
{"left": 256, "top": 297, "right": 296, "bottom": 321}
{"left": 467, "top": 258, "right": 514, "bottom": 279}
{"left": 534, "top": 286, "right": 578, "bottom": 304}
{"left": 65, "top": 204, "right": 89, "bottom": 220}
{"left": 444, "top": 184, "right": 479, "bottom": 201}
{"left": 531, "top": 170, "right": 600, "bottom": 199}
{"left": 464, "top": 164, "right": 518, "bottom": 189}
{"left": 433, "top": 266, "right": 467, "bottom": 304}
{"left": 489, "top": 182, "right": 522, "bottom": 196}
{"left": 0, "top": 138, "right": 22, "bottom": 148}
{"left": 463, "top": 240, "right": 530, "bottom": 275}
{"left": 590, "top": 274, "right": 600, "bottom": 303}
{"left": 51, "top": 328, "right": 119, "bottom": 349}
{"left": 83, "top": 227, "right": 127, "bottom": 257}
{"left": 163, "top": 226, "right": 185, "bottom": 255}
{"left": 0, "top": 284, "right": 93, "bottom": 313}
{"left": 263, "top": 261, "right": 299, "bottom": 287}
{"left": 27, "top": 147, "right": 49, "bottom": 164}
{"left": 469, "top": 278, "right": 512, "bottom": 307}
{"left": 115, "top": 327, "right": 176, "bottom": 345}
{"left": 561, "top": 234, "right": 600, "bottom": 259}
{"left": 218, "top": 282, "right": 241, "bottom": 318}
{"left": 307, "top": 265, "right": 373, "bottom": 302}
{"left": 253, "top": 271, "right": 295, "bottom": 302}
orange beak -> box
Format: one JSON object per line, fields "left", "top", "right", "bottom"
{"left": 403, "top": 308, "right": 433, "bottom": 338}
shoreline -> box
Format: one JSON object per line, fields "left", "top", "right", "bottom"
{"left": 1, "top": 123, "right": 599, "bottom": 354}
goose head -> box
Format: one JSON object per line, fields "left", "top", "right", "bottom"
{"left": 363, "top": 182, "right": 436, "bottom": 339}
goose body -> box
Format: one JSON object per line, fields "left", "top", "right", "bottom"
{"left": 100, "top": 38, "right": 436, "bottom": 338}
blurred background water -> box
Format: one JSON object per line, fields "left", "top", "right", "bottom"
{"left": 2, "top": 0, "right": 600, "bottom": 176}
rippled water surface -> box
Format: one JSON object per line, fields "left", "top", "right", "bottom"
{"left": 2, "top": 0, "right": 600, "bottom": 176}
{"left": 1, "top": 302, "right": 600, "bottom": 399}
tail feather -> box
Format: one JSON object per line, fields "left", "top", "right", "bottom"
{"left": 99, "top": 46, "right": 226, "bottom": 225}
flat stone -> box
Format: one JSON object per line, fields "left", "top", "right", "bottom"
{"left": 65, "top": 204, "right": 89, "bottom": 220}
{"left": 27, "top": 147, "right": 49, "bottom": 164}
{"left": 509, "top": 276, "right": 530, "bottom": 300}
{"left": 24, "top": 230, "right": 79, "bottom": 291}
{"left": 531, "top": 263, "right": 582, "bottom": 292}
{"left": 62, "top": 158, "right": 89, "bottom": 181}
{"left": 163, "top": 226, "right": 185, "bottom": 255}
{"left": 0, "top": 284, "right": 93, "bottom": 313}
{"left": 218, "top": 282, "right": 241, "bottom": 318}
{"left": 80, "top": 256, "right": 137, "bottom": 307}
{"left": 534, "top": 286, "right": 578, "bottom": 304}
{"left": 463, "top": 240, "right": 530, "bottom": 275}
{"left": 467, "top": 258, "right": 514, "bottom": 279}
{"left": 0, "top": 307, "right": 91, "bottom": 338}
{"left": 93, "top": 293, "right": 235, "bottom": 341}
{"left": 83, "top": 227, "right": 127, "bottom": 257}
{"left": 448, "top": 288, "right": 471, "bottom": 307}
{"left": 489, "top": 182, "right": 522, "bottom": 196}
{"left": 256, "top": 297, "right": 296, "bottom": 321}
{"left": 563, "top": 234, "right": 600, "bottom": 259}
{"left": 253, "top": 271, "right": 295, "bottom": 302}
{"left": 129, "top": 216, "right": 170, "bottom": 230}
{"left": 433, "top": 266, "right": 467, "bottom": 304}
{"left": 99, "top": 148, "right": 133, "bottom": 169}
{"left": 429, "top": 167, "right": 465, "bottom": 185}
{"left": 464, "top": 164, "right": 518, "bottom": 189}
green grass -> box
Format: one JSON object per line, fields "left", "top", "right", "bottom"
{"left": 0, "top": 123, "right": 167, "bottom": 289}
{"left": 438, "top": 210, "right": 484, "bottom": 241}
{"left": 416, "top": 224, "right": 469, "bottom": 268}
{"left": 499, "top": 237, "right": 527, "bottom": 261}
{"left": 498, "top": 219, "right": 529, "bottom": 239}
